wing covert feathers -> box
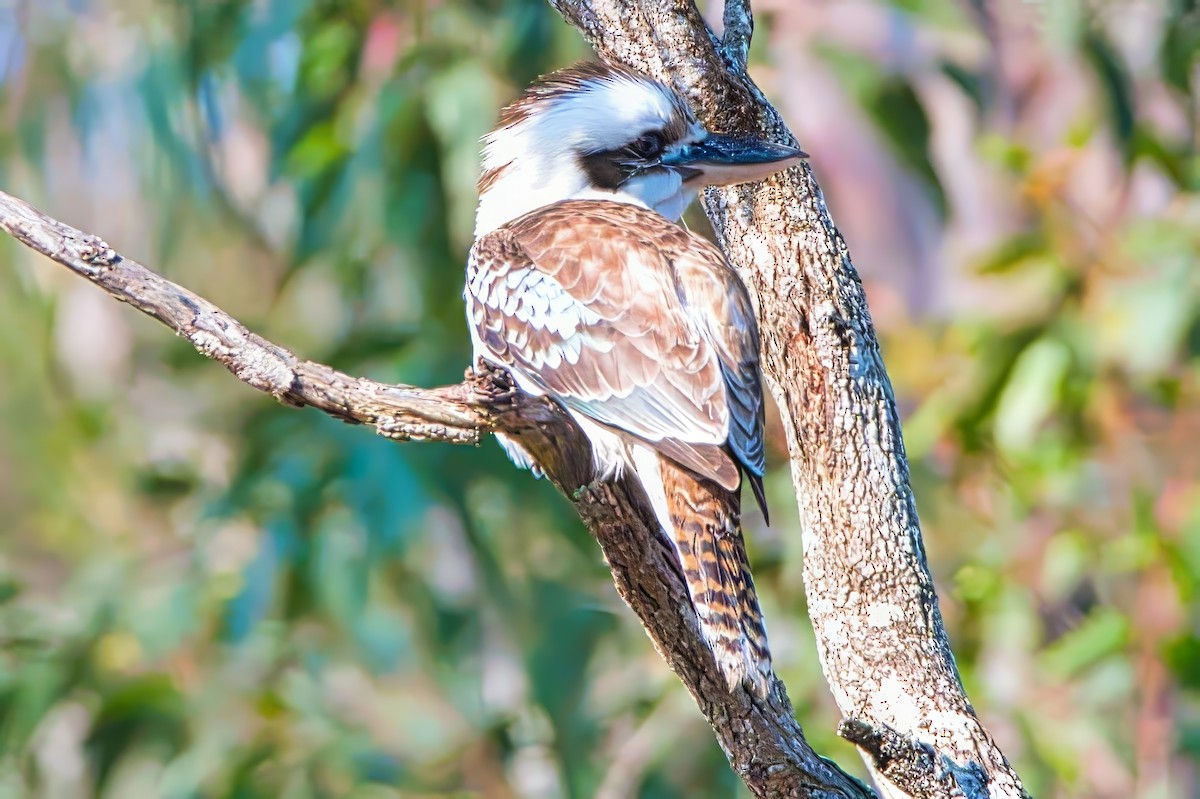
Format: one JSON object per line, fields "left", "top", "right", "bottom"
{"left": 467, "top": 200, "right": 768, "bottom": 506}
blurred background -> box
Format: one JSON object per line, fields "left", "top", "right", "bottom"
{"left": 0, "top": 0, "right": 1195, "bottom": 796}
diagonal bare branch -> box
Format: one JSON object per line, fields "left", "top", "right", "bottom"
{"left": 0, "top": 189, "right": 497, "bottom": 443}
{"left": 720, "top": 0, "right": 754, "bottom": 73}
{"left": 0, "top": 185, "right": 872, "bottom": 797}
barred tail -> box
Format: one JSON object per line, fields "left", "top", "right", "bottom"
{"left": 628, "top": 445, "right": 772, "bottom": 695}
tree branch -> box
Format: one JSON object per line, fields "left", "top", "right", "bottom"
{"left": 720, "top": 0, "right": 753, "bottom": 74}
{"left": 0, "top": 185, "right": 868, "bottom": 796}
{"left": 0, "top": 189, "right": 499, "bottom": 443}
{"left": 546, "top": 1, "right": 1031, "bottom": 797}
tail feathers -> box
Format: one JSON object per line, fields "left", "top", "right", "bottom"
{"left": 745, "top": 471, "right": 769, "bottom": 525}
{"left": 629, "top": 445, "right": 772, "bottom": 695}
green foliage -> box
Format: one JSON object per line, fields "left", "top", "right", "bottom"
{"left": 1, "top": 1, "right": 1197, "bottom": 797}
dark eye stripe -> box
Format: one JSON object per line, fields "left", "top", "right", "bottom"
{"left": 578, "top": 150, "right": 631, "bottom": 190}
{"left": 578, "top": 128, "right": 670, "bottom": 189}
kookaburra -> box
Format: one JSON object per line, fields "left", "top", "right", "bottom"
{"left": 465, "top": 61, "right": 802, "bottom": 693}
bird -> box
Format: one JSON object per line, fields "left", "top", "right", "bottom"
{"left": 463, "top": 60, "right": 803, "bottom": 694}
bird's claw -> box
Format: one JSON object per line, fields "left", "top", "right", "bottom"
{"left": 471, "top": 359, "right": 519, "bottom": 404}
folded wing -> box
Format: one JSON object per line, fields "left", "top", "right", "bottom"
{"left": 466, "top": 200, "right": 764, "bottom": 499}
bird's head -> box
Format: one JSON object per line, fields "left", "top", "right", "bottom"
{"left": 474, "top": 62, "right": 805, "bottom": 236}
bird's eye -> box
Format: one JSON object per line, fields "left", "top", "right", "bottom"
{"left": 628, "top": 132, "right": 664, "bottom": 159}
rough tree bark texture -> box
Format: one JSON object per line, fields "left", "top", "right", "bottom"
{"left": 549, "top": 1, "right": 1030, "bottom": 797}
{"left": 0, "top": 1, "right": 1032, "bottom": 796}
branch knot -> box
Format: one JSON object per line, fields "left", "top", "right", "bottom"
{"left": 75, "top": 234, "right": 119, "bottom": 268}
{"left": 839, "top": 718, "right": 989, "bottom": 798}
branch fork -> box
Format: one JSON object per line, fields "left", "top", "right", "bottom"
{"left": 0, "top": 0, "right": 1031, "bottom": 795}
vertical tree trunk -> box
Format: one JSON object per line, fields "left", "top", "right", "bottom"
{"left": 550, "top": 1, "right": 1031, "bottom": 796}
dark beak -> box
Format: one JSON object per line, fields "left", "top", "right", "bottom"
{"left": 660, "top": 135, "right": 807, "bottom": 186}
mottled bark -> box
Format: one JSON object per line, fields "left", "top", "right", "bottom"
{"left": 547, "top": 1, "right": 1030, "bottom": 797}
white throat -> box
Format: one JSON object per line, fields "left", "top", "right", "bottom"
{"left": 474, "top": 159, "right": 691, "bottom": 237}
